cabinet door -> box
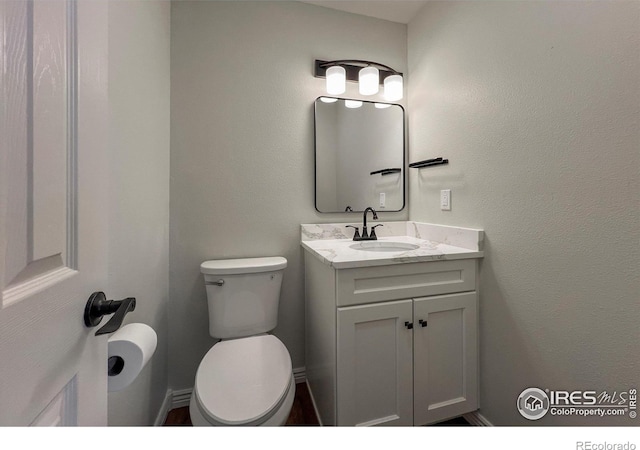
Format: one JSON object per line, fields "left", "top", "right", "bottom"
{"left": 337, "top": 300, "right": 413, "bottom": 426}
{"left": 413, "top": 292, "right": 478, "bottom": 425}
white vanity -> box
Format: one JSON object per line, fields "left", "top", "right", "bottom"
{"left": 301, "top": 221, "right": 484, "bottom": 426}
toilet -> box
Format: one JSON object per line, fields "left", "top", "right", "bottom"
{"left": 189, "top": 257, "right": 295, "bottom": 426}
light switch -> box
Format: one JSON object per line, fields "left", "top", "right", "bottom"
{"left": 440, "top": 189, "right": 451, "bottom": 211}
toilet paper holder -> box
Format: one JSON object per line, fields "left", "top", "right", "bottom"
{"left": 84, "top": 292, "right": 136, "bottom": 336}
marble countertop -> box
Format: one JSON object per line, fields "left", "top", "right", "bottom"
{"left": 301, "top": 221, "right": 484, "bottom": 269}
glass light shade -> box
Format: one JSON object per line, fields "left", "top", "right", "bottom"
{"left": 374, "top": 103, "right": 392, "bottom": 109}
{"left": 384, "top": 74, "right": 403, "bottom": 101}
{"left": 326, "top": 66, "right": 346, "bottom": 95}
{"left": 344, "top": 100, "right": 363, "bottom": 109}
{"left": 359, "top": 66, "right": 379, "bottom": 95}
{"left": 320, "top": 97, "right": 338, "bottom": 103}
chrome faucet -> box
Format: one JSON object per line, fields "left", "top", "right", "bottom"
{"left": 346, "top": 207, "right": 383, "bottom": 241}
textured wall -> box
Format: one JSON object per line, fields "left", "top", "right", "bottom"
{"left": 107, "top": 0, "right": 171, "bottom": 426}
{"left": 170, "top": 1, "right": 407, "bottom": 390}
{"left": 408, "top": 1, "right": 640, "bottom": 425}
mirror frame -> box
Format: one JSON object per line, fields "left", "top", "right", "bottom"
{"left": 313, "top": 96, "right": 406, "bottom": 213}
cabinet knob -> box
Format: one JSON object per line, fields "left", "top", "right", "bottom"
{"left": 404, "top": 321, "right": 413, "bottom": 330}
{"left": 419, "top": 319, "right": 427, "bottom": 327}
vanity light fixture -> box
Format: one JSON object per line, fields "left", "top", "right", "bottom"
{"left": 326, "top": 66, "right": 346, "bottom": 95}
{"left": 359, "top": 66, "right": 379, "bottom": 95}
{"left": 315, "top": 59, "right": 403, "bottom": 100}
{"left": 384, "top": 74, "right": 403, "bottom": 102}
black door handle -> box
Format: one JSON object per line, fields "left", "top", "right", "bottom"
{"left": 84, "top": 292, "right": 136, "bottom": 336}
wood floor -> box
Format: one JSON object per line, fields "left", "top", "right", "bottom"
{"left": 164, "top": 382, "right": 470, "bottom": 426}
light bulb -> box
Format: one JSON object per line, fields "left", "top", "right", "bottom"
{"left": 320, "top": 97, "right": 338, "bottom": 103}
{"left": 359, "top": 66, "right": 379, "bottom": 95}
{"left": 384, "top": 74, "right": 403, "bottom": 101}
{"left": 374, "top": 103, "right": 392, "bottom": 109}
{"left": 326, "top": 66, "right": 346, "bottom": 95}
{"left": 344, "top": 100, "right": 363, "bottom": 109}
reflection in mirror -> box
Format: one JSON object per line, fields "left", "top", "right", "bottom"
{"left": 314, "top": 97, "right": 405, "bottom": 213}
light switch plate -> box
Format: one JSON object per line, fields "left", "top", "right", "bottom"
{"left": 440, "top": 189, "right": 451, "bottom": 211}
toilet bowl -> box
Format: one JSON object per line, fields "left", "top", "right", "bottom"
{"left": 190, "top": 335, "right": 295, "bottom": 426}
{"left": 190, "top": 257, "right": 294, "bottom": 426}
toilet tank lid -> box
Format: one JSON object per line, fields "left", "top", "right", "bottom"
{"left": 201, "top": 257, "right": 287, "bottom": 275}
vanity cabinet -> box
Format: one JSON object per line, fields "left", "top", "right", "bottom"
{"left": 304, "top": 253, "right": 479, "bottom": 426}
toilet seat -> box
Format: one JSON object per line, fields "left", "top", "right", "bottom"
{"left": 193, "top": 335, "right": 293, "bottom": 426}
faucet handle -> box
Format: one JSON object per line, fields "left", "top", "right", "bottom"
{"left": 345, "top": 225, "right": 360, "bottom": 240}
{"left": 370, "top": 224, "right": 384, "bottom": 239}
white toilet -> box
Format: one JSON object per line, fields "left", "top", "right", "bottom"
{"left": 189, "top": 256, "right": 295, "bottom": 426}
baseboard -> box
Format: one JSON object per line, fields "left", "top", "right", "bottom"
{"left": 463, "top": 411, "right": 493, "bottom": 426}
{"left": 171, "top": 388, "right": 193, "bottom": 409}
{"left": 162, "top": 366, "right": 308, "bottom": 417}
{"left": 305, "top": 380, "right": 324, "bottom": 426}
{"left": 293, "top": 366, "right": 306, "bottom": 384}
{"left": 154, "top": 389, "right": 173, "bottom": 426}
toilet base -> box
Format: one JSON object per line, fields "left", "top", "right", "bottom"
{"left": 189, "top": 375, "right": 296, "bottom": 426}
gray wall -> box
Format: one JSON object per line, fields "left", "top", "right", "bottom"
{"left": 408, "top": 1, "right": 640, "bottom": 425}
{"left": 107, "top": 0, "right": 171, "bottom": 426}
{"left": 169, "top": 1, "right": 408, "bottom": 390}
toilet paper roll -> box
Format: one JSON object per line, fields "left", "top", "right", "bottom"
{"left": 107, "top": 323, "right": 157, "bottom": 392}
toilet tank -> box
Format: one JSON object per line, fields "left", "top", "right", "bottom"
{"left": 200, "top": 257, "right": 287, "bottom": 339}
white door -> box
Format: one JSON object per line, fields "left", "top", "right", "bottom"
{"left": 0, "top": 0, "right": 109, "bottom": 425}
{"left": 413, "top": 291, "right": 479, "bottom": 425}
{"left": 337, "top": 299, "right": 413, "bottom": 426}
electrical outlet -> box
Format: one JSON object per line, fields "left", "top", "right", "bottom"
{"left": 379, "top": 193, "right": 386, "bottom": 208}
{"left": 440, "top": 189, "right": 451, "bottom": 211}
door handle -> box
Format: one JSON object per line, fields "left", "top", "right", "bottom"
{"left": 84, "top": 292, "right": 136, "bottom": 336}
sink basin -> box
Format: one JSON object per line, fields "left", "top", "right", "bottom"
{"left": 350, "top": 241, "right": 420, "bottom": 252}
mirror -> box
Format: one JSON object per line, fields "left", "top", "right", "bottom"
{"left": 314, "top": 97, "right": 405, "bottom": 213}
